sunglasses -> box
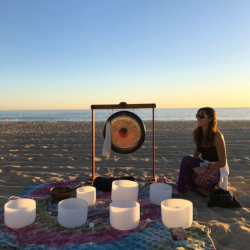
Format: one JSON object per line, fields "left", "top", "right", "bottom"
{"left": 196, "top": 114, "right": 209, "bottom": 119}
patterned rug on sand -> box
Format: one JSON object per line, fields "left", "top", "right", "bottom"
{"left": 0, "top": 180, "right": 215, "bottom": 250}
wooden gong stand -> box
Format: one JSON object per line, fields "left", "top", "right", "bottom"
{"left": 88, "top": 102, "right": 157, "bottom": 184}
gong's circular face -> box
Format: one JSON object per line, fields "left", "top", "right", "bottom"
{"left": 103, "top": 111, "right": 146, "bottom": 154}
{"left": 111, "top": 117, "right": 141, "bottom": 148}
{"left": 119, "top": 128, "right": 128, "bottom": 138}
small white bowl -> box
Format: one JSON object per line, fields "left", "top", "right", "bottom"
{"left": 4, "top": 198, "right": 36, "bottom": 229}
{"left": 110, "top": 200, "right": 140, "bottom": 230}
{"left": 161, "top": 198, "right": 193, "bottom": 228}
{"left": 111, "top": 180, "right": 139, "bottom": 202}
{"left": 58, "top": 198, "right": 88, "bottom": 228}
{"left": 77, "top": 186, "right": 96, "bottom": 205}
{"left": 150, "top": 183, "right": 172, "bottom": 206}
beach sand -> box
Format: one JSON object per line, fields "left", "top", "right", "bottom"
{"left": 1, "top": 121, "right": 250, "bottom": 250}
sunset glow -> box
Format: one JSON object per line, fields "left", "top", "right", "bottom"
{"left": 1, "top": 1, "right": 249, "bottom": 110}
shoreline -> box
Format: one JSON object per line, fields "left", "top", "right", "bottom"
{"left": 0, "top": 121, "right": 250, "bottom": 249}
{"left": 1, "top": 120, "right": 250, "bottom": 133}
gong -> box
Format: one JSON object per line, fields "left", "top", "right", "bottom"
{"left": 103, "top": 111, "right": 146, "bottom": 154}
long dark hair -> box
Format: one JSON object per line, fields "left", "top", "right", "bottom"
{"left": 193, "top": 107, "right": 217, "bottom": 146}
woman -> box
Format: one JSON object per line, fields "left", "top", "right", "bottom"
{"left": 177, "top": 107, "right": 229, "bottom": 197}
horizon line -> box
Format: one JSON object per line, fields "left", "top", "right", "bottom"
{"left": 1, "top": 107, "right": 250, "bottom": 112}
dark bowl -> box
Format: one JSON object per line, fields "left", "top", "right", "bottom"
{"left": 50, "top": 187, "right": 72, "bottom": 202}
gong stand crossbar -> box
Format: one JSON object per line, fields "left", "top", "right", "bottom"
{"left": 88, "top": 102, "right": 157, "bottom": 184}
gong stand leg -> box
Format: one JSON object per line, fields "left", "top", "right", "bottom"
{"left": 88, "top": 109, "right": 95, "bottom": 184}
{"left": 151, "top": 107, "right": 157, "bottom": 183}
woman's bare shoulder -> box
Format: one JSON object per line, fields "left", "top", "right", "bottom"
{"left": 214, "top": 130, "right": 224, "bottom": 142}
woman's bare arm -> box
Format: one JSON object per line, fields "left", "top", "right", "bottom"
{"left": 209, "top": 130, "right": 227, "bottom": 170}
{"left": 194, "top": 147, "right": 200, "bottom": 157}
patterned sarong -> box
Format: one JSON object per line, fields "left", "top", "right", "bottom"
{"left": 177, "top": 156, "right": 220, "bottom": 196}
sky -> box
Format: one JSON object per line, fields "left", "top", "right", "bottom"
{"left": 0, "top": 0, "right": 250, "bottom": 110}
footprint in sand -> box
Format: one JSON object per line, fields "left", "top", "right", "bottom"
{"left": 129, "top": 156, "right": 137, "bottom": 160}
{"left": 244, "top": 179, "right": 250, "bottom": 184}
{"left": 53, "top": 154, "right": 63, "bottom": 157}
{"left": 24, "top": 144, "right": 35, "bottom": 148}
{"left": 70, "top": 157, "right": 81, "bottom": 161}
{"left": 234, "top": 159, "right": 241, "bottom": 162}
{"left": 120, "top": 167, "right": 134, "bottom": 170}
{"left": 28, "top": 157, "right": 41, "bottom": 162}
{"left": 32, "top": 178, "right": 42, "bottom": 183}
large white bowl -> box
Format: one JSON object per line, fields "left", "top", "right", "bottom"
{"left": 161, "top": 199, "right": 193, "bottom": 229}
{"left": 110, "top": 200, "right": 140, "bottom": 230}
{"left": 77, "top": 186, "right": 96, "bottom": 205}
{"left": 111, "top": 180, "right": 139, "bottom": 202}
{"left": 58, "top": 198, "right": 88, "bottom": 228}
{"left": 4, "top": 198, "right": 36, "bottom": 229}
{"left": 150, "top": 183, "right": 172, "bottom": 206}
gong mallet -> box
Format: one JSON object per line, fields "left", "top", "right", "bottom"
{"left": 140, "top": 218, "right": 151, "bottom": 232}
{"left": 89, "top": 218, "right": 103, "bottom": 228}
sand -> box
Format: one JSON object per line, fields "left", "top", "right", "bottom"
{"left": 1, "top": 121, "right": 250, "bottom": 250}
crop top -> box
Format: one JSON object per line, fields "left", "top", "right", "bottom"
{"left": 197, "top": 145, "right": 219, "bottom": 162}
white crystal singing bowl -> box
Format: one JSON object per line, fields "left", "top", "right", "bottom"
{"left": 4, "top": 198, "right": 36, "bottom": 229}
{"left": 150, "top": 183, "right": 172, "bottom": 206}
{"left": 58, "top": 198, "right": 88, "bottom": 228}
{"left": 110, "top": 200, "right": 140, "bottom": 230}
{"left": 111, "top": 180, "right": 139, "bottom": 202}
{"left": 161, "top": 199, "right": 193, "bottom": 229}
{"left": 77, "top": 186, "right": 96, "bottom": 205}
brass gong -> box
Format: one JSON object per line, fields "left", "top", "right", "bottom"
{"left": 103, "top": 111, "right": 146, "bottom": 154}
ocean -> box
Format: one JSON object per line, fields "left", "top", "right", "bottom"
{"left": 0, "top": 108, "right": 250, "bottom": 122}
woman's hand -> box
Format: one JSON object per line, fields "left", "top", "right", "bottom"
{"left": 193, "top": 166, "right": 207, "bottom": 174}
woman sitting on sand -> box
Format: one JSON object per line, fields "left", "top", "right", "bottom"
{"left": 177, "top": 107, "right": 229, "bottom": 197}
